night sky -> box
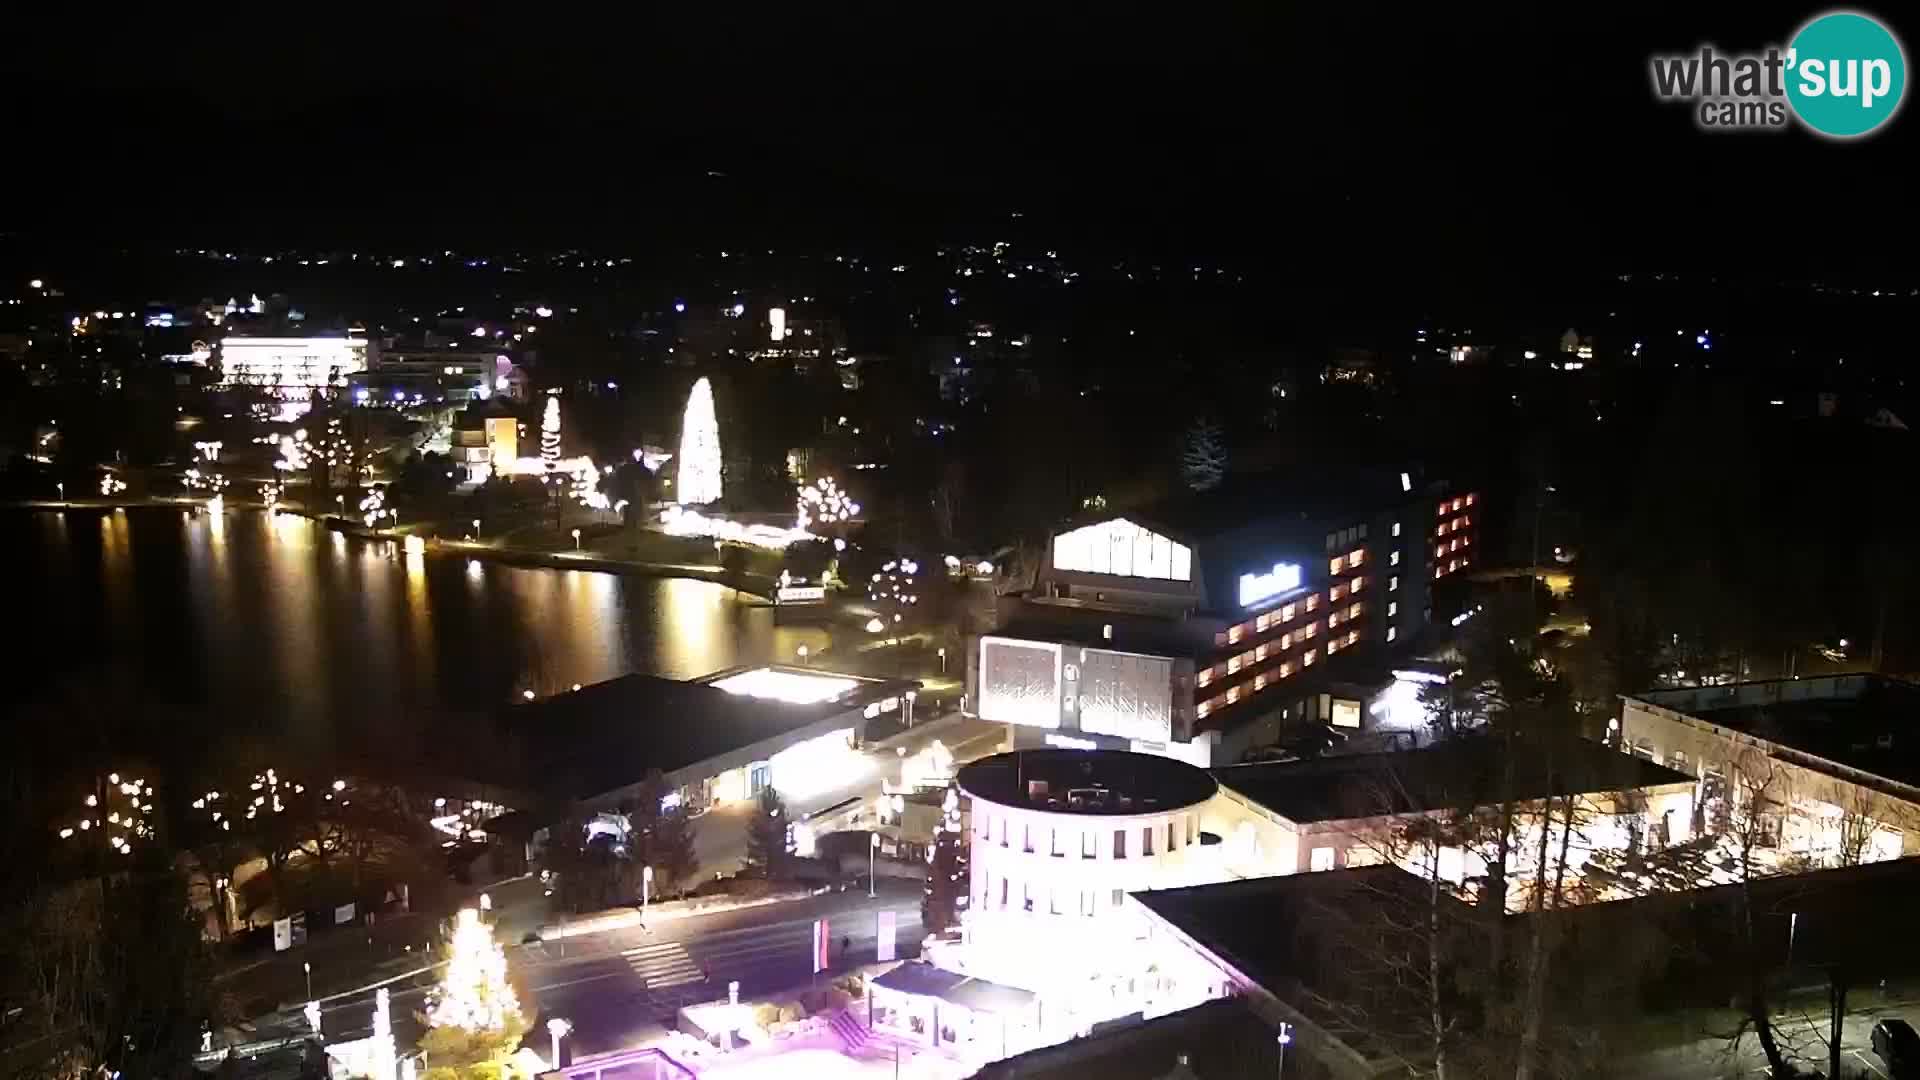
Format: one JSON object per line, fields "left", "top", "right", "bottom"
{"left": 3, "top": 6, "right": 1912, "bottom": 281}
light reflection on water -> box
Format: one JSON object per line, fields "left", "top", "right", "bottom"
{"left": 12, "top": 508, "right": 820, "bottom": 760}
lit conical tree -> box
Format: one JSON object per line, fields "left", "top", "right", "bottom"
{"left": 677, "top": 377, "right": 722, "bottom": 505}
{"left": 419, "top": 908, "right": 528, "bottom": 1073}
{"left": 540, "top": 393, "right": 562, "bottom": 468}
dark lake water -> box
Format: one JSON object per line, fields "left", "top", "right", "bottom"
{"left": 5, "top": 508, "right": 831, "bottom": 770}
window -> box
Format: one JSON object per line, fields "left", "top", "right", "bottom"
{"left": 1310, "top": 847, "right": 1336, "bottom": 872}
{"left": 1112, "top": 888, "right": 1125, "bottom": 908}
{"left": 1279, "top": 661, "right": 1293, "bottom": 677}
{"left": 1349, "top": 548, "right": 1365, "bottom": 565}
{"left": 1280, "top": 632, "right": 1292, "bottom": 649}
{"left": 1081, "top": 890, "right": 1097, "bottom": 916}
{"left": 1000, "top": 877, "right": 1009, "bottom": 907}
{"left": 1349, "top": 602, "right": 1363, "bottom": 619}
{"left": 1387, "top": 626, "right": 1398, "bottom": 643}
{"left": 1390, "top": 575, "right": 1399, "bottom": 591}
{"left": 1328, "top": 611, "right": 1342, "bottom": 629}
{"left": 1392, "top": 521, "right": 1402, "bottom": 537}
{"left": 1197, "top": 668, "right": 1214, "bottom": 687}
{"left": 1050, "top": 889, "right": 1062, "bottom": 915}
{"left": 1391, "top": 551, "right": 1401, "bottom": 566}
{"left": 1672, "top": 750, "right": 1690, "bottom": 774}
{"left": 1388, "top": 601, "right": 1399, "bottom": 617}
{"left": 1255, "top": 612, "right": 1271, "bottom": 633}
{"left": 1114, "top": 828, "right": 1127, "bottom": 857}
{"left": 1330, "top": 555, "right": 1346, "bottom": 574}
{"left": 1281, "top": 603, "right": 1296, "bottom": 622}
{"left": 1352, "top": 576, "right": 1365, "bottom": 592}
{"left": 1228, "top": 623, "right": 1244, "bottom": 645}
{"left": 1301, "top": 621, "right": 1317, "bottom": 639}
{"left": 1306, "top": 594, "right": 1320, "bottom": 612}
{"left": 1255, "top": 643, "right": 1269, "bottom": 662}
{"left": 1327, "top": 637, "right": 1341, "bottom": 655}
{"left": 1023, "top": 883, "right": 1034, "bottom": 912}
{"left": 1226, "top": 654, "right": 1242, "bottom": 674}
{"left": 1143, "top": 827, "right": 1155, "bottom": 856}
{"left": 1052, "top": 828, "right": 1065, "bottom": 856}
{"left": 1330, "top": 583, "right": 1346, "bottom": 602}
{"left": 1303, "top": 648, "right": 1318, "bottom": 667}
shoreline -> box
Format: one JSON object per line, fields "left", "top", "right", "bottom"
{"left": 5, "top": 498, "right": 782, "bottom": 601}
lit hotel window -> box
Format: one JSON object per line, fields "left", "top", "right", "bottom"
{"left": 1329, "top": 612, "right": 1342, "bottom": 629}
{"left": 1331, "top": 583, "right": 1346, "bottom": 602}
{"left": 1435, "top": 545, "right": 1446, "bottom": 559}
{"left": 1279, "top": 661, "right": 1294, "bottom": 678}
{"left": 1196, "top": 701, "right": 1211, "bottom": 719}
{"left": 1280, "top": 633, "right": 1292, "bottom": 650}
{"left": 1390, "top": 551, "right": 1401, "bottom": 566}
{"left": 1227, "top": 655, "right": 1242, "bottom": 674}
{"left": 1387, "top": 626, "right": 1398, "bottom": 643}
{"left": 1352, "top": 576, "right": 1365, "bottom": 592}
{"left": 1306, "top": 594, "right": 1320, "bottom": 612}
{"left": 1281, "top": 603, "right": 1296, "bottom": 622}
{"left": 1254, "top": 673, "right": 1266, "bottom": 691}
{"left": 1389, "top": 575, "right": 1399, "bottom": 591}
{"left": 1197, "top": 668, "right": 1214, "bottom": 687}
{"left": 1228, "top": 624, "right": 1244, "bottom": 645}
{"left": 1303, "top": 648, "right": 1318, "bottom": 667}
{"left": 1330, "top": 555, "right": 1345, "bottom": 574}
{"left": 1437, "top": 503, "right": 1448, "bottom": 518}
{"left": 1465, "top": 493, "right": 1476, "bottom": 506}
{"left": 1256, "top": 613, "right": 1271, "bottom": 633}
{"left": 1349, "top": 548, "right": 1365, "bottom": 565}
{"left": 1301, "top": 621, "right": 1318, "bottom": 639}
{"left": 1392, "top": 521, "right": 1402, "bottom": 537}
{"left": 1348, "top": 602, "right": 1362, "bottom": 619}
{"left": 1255, "top": 643, "right": 1269, "bottom": 661}
{"left": 1327, "top": 638, "right": 1341, "bottom": 656}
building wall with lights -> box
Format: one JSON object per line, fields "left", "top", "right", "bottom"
{"left": 218, "top": 336, "right": 373, "bottom": 388}
{"left": 969, "top": 470, "right": 1481, "bottom": 763}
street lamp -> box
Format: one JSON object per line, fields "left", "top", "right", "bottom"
{"left": 56, "top": 481, "right": 64, "bottom": 503}
{"left": 642, "top": 865, "right": 654, "bottom": 921}
{"left": 797, "top": 644, "right": 810, "bottom": 666}
{"left": 1276, "top": 1021, "right": 1293, "bottom": 1076}
{"left": 546, "top": 1017, "right": 572, "bottom": 1069}
{"left": 303, "top": 960, "right": 312, "bottom": 1000}
{"left": 869, "top": 832, "right": 880, "bottom": 898}
{"left": 905, "top": 690, "right": 917, "bottom": 728}
{"left": 472, "top": 518, "right": 481, "bottom": 539}
{"left": 479, "top": 892, "right": 492, "bottom": 914}
{"left": 571, "top": 527, "right": 582, "bottom": 551}
{"left": 938, "top": 646, "right": 946, "bottom": 674}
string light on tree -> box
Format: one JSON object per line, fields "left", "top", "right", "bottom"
{"left": 419, "top": 908, "right": 529, "bottom": 1072}
{"left": 795, "top": 476, "right": 859, "bottom": 531}
{"left": 677, "top": 377, "right": 722, "bottom": 506}
{"left": 540, "top": 392, "right": 563, "bottom": 468}
{"left": 56, "top": 772, "right": 157, "bottom": 855}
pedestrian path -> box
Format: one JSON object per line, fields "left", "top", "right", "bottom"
{"left": 622, "top": 940, "right": 705, "bottom": 989}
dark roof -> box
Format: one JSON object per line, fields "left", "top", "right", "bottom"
{"left": 870, "top": 963, "right": 1035, "bottom": 1013}
{"left": 1126, "top": 466, "right": 1417, "bottom": 544}
{"left": 959, "top": 749, "right": 1218, "bottom": 816}
{"left": 1212, "top": 736, "right": 1692, "bottom": 824}
{"left": 969, "top": 997, "right": 1280, "bottom": 1080}
{"left": 1130, "top": 868, "right": 1455, "bottom": 1065}
{"left": 993, "top": 609, "right": 1204, "bottom": 658}
{"left": 507, "top": 667, "right": 918, "bottom": 800}
{"left": 1634, "top": 675, "right": 1920, "bottom": 790}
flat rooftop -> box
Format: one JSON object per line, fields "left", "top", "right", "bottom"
{"left": 1213, "top": 735, "right": 1692, "bottom": 824}
{"left": 507, "top": 666, "right": 919, "bottom": 800}
{"left": 957, "top": 748, "right": 1218, "bottom": 815}
{"left": 1133, "top": 867, "right": 1454, "bottom": 1065}
{"left": 1631, "top": 674, "right": 1920, "bottom": 790}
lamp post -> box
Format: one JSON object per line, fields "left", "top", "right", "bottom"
{"left": 479, "top": 892, "right": 492, "bottom": 915}
{"left": 472, "top": 518, "right": 481, "bottom": 539}
{"left": 905, "top": 690, "right": 917, "bottom": 728}
{"left": 546, "top": 1017, "right": 572, "bottom": 1069}
{"left": 938, "top": 646, "right": 946, "bottom": 674}
{"left": 571, "top": 527, "right": 581, "bottom": 551}
{"left": 642, "top": 865, "right": 654, "bottom": 921}
{"left": 303, "top": 960, "right": 312, "bottom": 1000}
{"left": 1276, "top": 1021, "right": 1292, "bottom": 1076}
{"left": 869, "top": 832, "right": 879, "bottom": 898}
{"left": 797, "top": 644, "right": 810, "bottom": 666}
{"left": 56, "top": 481, "right": 64, "bottom": 504}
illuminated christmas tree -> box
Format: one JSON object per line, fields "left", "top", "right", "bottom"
{"left": 540, "top": 393, "right": 562, "bottom": 467}
{"left": 922, "top": 785, "right": 969, "bottom": 935}
{"left": 419, "top": 908, "right": 528, "bottom": 1075}
{"left": 677, "top": 377, "right": 722, "bottom": 505}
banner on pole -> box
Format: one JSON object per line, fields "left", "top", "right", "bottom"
{"left": 812, "top": 918, "right": 830, "bottom": 973}
{"left": 273, "top": 917, "right": 292, "bottom": 952}
{"left": 877, "top": 910, "right": 897, "bottom": 963}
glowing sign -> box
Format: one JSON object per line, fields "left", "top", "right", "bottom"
{"left": 776, "top": 585, "right": 827, "bottom": 605}
{"left": 1052, "top": 519, "right": 1191, "bottom": 581}
{"left": 1238, "top": 562, "right": 1303, "bottom": 608}
{"left": 978, "top": 637, "right": 1063, "bottom": 729}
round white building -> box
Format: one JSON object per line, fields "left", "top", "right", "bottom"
{"left": 959, "top": 749, "right": 1218, "bottom": 969}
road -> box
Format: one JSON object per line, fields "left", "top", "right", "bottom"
{"left": 292, "top": 880, "right": 926, "bottom": 1060}
{"left": 1625, "top": 990, "right": 1920, "bottom": 1079}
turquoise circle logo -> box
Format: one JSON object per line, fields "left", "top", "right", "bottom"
{"left": 1786, "top": 11, "right": 1907, "bottom": 137}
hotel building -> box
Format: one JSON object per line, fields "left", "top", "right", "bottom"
{"left": 967, "top": 467, "right": 1480, "bottom": 765}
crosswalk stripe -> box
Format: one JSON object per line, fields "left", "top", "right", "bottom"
{"left": 621, "top": 941, "right": 705, "bottom": 988}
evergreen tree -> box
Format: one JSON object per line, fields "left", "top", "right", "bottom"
{"left": 1180, "top": 417, "right": 1227, "bottom": 491}
{"left": 743, "top": 786, "right": 789, "bottom": 879}
{"left": 628, "top": 771, "right": 697, "bottom": 896}
{"left": 418, "top": 908, "right": 528, "bottom": 1077}
{"left": 921, "top": 786, "right": 970, "bottom": 935}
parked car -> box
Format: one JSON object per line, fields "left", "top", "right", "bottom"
{"left": 1873, "top": 1017, "right": 1920, "bottom": 1076}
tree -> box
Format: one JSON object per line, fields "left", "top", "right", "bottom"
{"left": 743, "top": 786, "right": 789, "bottom": 879}
{"left": 921, "top": 786, "right": 969, "bottom": 935}
{"left": 417, "top": 908, "right": 528, "bottom": 1079}
{"left": 543, "top": 813, "right": 625, "bottom": 914}
{"left": 677, "top": 376, "right": 722, "bottom": 505}
{"left": 1179, "top": 416, "right": 1226, "bottom": 491}
{"left": 628, "top": 771, "right": 697, "bottom": 897}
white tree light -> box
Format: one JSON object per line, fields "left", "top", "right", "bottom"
{"left": 677, "top": 377, "right": 722, "bottom": 506}
{"left": 427, "top": 908, "right": 524, "bottom": 1033}
{"left": 796, "top": 476, "right": 858, "bottom": 531}
{"left": 540, "top": 393, "right": 562, "bottom": 468}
